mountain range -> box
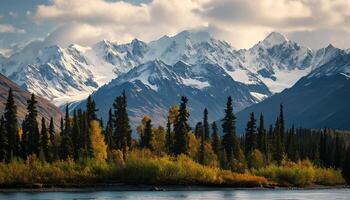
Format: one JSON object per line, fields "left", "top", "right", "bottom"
{"left": 0, "top": 30, "right": 349, "bottom": 131}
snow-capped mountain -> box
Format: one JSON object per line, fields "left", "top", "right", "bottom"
{"left": 0, "top": 29, "right": 348, "bottom": 123}
{"left": 73, "top": 60, "right": 270, "bottom": 127}
{"left": 236, "top": 52, "right": 350, "bottom": 133}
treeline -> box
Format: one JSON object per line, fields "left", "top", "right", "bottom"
{"left": 0, "top": 89, "right": 349, "bottom": 185}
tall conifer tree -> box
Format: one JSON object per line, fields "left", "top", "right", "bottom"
{"left": 173, "top": 96, "right": 190, "bottom": 155}
{"left": 0, "top": 116, "right": 8, "bottom": 161}
{"left": 4, "top": 89, "right": 18, "bottom": 157}
{"left": 221, "top": 96, "right": 240, "bottom": 162}
{"left": 40, "top": 117, "right": 49, "bottom": 161}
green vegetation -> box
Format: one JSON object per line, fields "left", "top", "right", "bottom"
{"left": 0, "top": 89, "right": 348, "bottom": 188}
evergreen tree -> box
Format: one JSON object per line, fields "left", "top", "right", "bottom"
{"left": 194, "top": 122, "right": 203, "bottom": 138}
{"left": 72, "top": 110, "right": 81, "bottom": 159}
{"left": 221, "top": 96, "right": 240, "bottom": 162}
{"left": 166, "top": 117, "right": 173, "bottom": 154}
{"left": 48, "top": 117, "right": 57, "bottom": 161}
{"left": 198, "top": 129, "right": 205, "bottom": 164}
{"left": 104, "top": 109, "right": 114, "bottom": 150}
{"left": 143, "top": 118, "right": 153, "bottom": 150}
{"left": 60, "top": 105, "right": 74, "bottom": 159}
{"left": 203, "top": 108, "right": 209, "bottom": 140}
{"left": 273, "top": 117, "right": 284, "bottom": 163}
{"left": 173, "top": 96, "right": 190, "bottom": 156}
{"left": 113, "top": 91, "right": 132, "bottom": 154}
{"left": 0, "top": 116, "right": 8, "bottom": 161}
{"left": 4, "top": 89, "right": 19, "bottom": 157}
{"left": 244, "top": 112, "right": 257, "bottom": 156}
{"left": 257, "top": 113, "right": 267, "bottom": 155}
{"left": 40, "top": 117, "right": 49, "bottom": 161}
{"left": 278, "top": 104, "right": 285, "bottom": 147}
{"left": 211, "top": 122, "right": 220, "bottom": 157}
{"left": 86, "top": 95, "right": 98, "bottom": 122}
{"left": 24, "top": 94, "right": 40, "bottom": 156}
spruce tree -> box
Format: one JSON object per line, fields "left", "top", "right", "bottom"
{"left": 0, "top": 116, "right": 8, "bottom": 162}
{"left": 104, "top": 109, "right": 114, "bottom": 150}
{"left": 40, "top": 117, "right": 49, "bottom": 161}
{"left": 211, "top": 122, "right": 220, "bottom": 157}
{"left": 60, "top": 105, "right": 74, "bottom": 159}
{"left": 203, "top": 108, "right": 209, "bottom": 140}
{"left": 113, "top": 91, "right": 132, "bottom": 154}
{"left": 86, "top": 95, "right": 98, "bottom": 123}
{"left": 48, "top": 117, "right": 57, "bottom": 161}
{"left": 173, "top": 96, "right": 190, "bottom": 156}
{"left": 278, "top": 104, "right": 285, "bottom": 147}
{"left": 4, "top": 89, "right": 19, "bottom": 157}
{"left": 198, "top": 129, "right": 205, "bottom": 165}
{"left": 273, "top": 117, "right": 284, "bottom": 163}
{"left": 257, "top": 113, "right": 267, "bottom": 155}
{"left": 143, "top": 118, "right": 153, "bottom": 150}
{"left": 72, "top": 110, "right": 81, "bottom": 159}
{"left": 221, "top": 96, "right": 240, "bottom": 162}
{"left": 166, "top": 117, "right": 173, "bottom": 154}
{"left": 194, "top": 122, "right": 203, "bottom": 138}
{"left": 24, "top": 94, "right": 40, "bottom": 156}
{"left": 244, "top": 112, "right": 257, "bottom": 156}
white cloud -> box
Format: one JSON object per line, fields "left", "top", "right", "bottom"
{"left": 31, "top": 0, "right": 350, "bottom": 49}
{"left": 0, "top": 24, "right": 26, "bottom": 34}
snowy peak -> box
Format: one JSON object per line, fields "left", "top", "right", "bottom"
{"left": 260, "top": 32, "right": 289, "bottom": 48}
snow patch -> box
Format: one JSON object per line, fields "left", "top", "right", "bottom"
{"left": 181, "top": 77, "right": 210, "bottom": 89}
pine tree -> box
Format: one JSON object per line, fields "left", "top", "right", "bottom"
{"left": 257, "top": 113, "right": 267, "bottom": 155}
{"left": 40, "top": 117, "right": 49, "bottom": 161}
{"left": 273, "top": 117, "right": 284, "bottom": 163}
{"left": 0, "top": 116, "right": 8, "bottom": 162}
{"left": 4, "top": 89, "right": 19, "bottom": 157}
{"left": 166, "top": 117, "right": 173, "bottom": 154}
{"left": 194, "top": 122, "right": 203, "bottom": 138}
{"left": 173, "top": 96, "right": 190, "bottom": 156}
{"left": 86, "top": 95, "right": 98, "bottom": 122}
{"left": 278, "top": 104, "right": 285, "bottom": 148}
{"left": 244, "top": 112, "right": 257, "bottom": 156}
{"left": 60, "top": 105, "right": 74, "bottom": 160}
{"left": 104, "top": 109, "right": 114, "bottom": 150}
{"left": 221, "top": 96, "right": 240, "bottom": 162}
{"left": 203, "top": 108, "right": 209, "bottom": 140}
{"left": 113, "top": 91, "right": 132, "bottom": 154}
{"left": 48, "top": 117, "right": 57, "bottom": 161}
{"left": 211, "top": 122, "right": 220, "bottom": 157}
{"left": 24, "top": 94, "right": 40, "bottom": 156}
{"left": 198, "top": 129, "right": 205, "bottom": 165}
{"left": 72, "top": 110, "right": 81, "bottom": 159}
{"left": 143, "top": 118, "right": 153, "bottom": 150}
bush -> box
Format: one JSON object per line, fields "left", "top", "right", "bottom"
{"left": 253, "top": 160, "right": 346, "bottom": 187}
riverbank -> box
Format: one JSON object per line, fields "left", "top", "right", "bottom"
{"left": 0, "top": 184, "right": 348, "bottom": 193}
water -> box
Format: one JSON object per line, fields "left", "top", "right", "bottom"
{"left": 0, "top": 188, "right": 349, "bottom": 200}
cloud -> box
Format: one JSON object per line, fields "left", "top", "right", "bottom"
{"left": 0, "top": 24, "right": 26, "bottom": 34}
{"left": 31, "top": 0, "right": 350, "bottom": 49}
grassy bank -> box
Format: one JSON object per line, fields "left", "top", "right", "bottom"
{"left": 0, "top": 151, "right": 345, "bottom": 188}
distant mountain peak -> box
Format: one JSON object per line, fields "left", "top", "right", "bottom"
{"left": 261, "top": 32, "right": 289, "bottom": 48}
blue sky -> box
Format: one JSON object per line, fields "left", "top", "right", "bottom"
{"left": 1, "top": 0, "right": 350, "bottom": 55}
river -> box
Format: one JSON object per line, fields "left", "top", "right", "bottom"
{"left": 0, "top": 188, "right": 349, "bottom": 200}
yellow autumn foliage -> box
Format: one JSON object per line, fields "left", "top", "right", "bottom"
{"left": 90, "top": 120, "right": 108, "bottom": 161}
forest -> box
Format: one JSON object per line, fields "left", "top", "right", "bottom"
{"left": 0, "top": 89, "right": 349, "bottom": 188}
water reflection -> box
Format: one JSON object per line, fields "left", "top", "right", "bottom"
{"left": 0, "top": 189, "right": 349, "bottom": 200}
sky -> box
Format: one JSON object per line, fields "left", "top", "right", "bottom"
{"left": 1, "top": 0, "right": 350, "bottom": 56}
